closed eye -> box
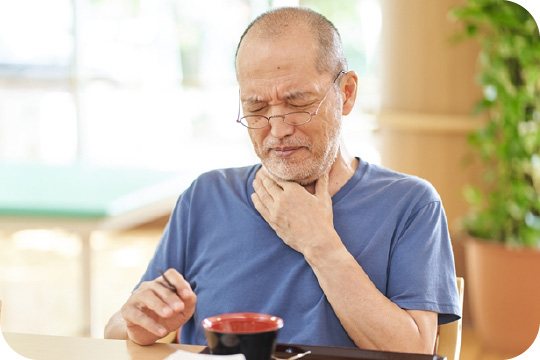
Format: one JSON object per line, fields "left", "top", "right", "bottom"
{"left": 289, "top": 101, "right": 317, "bottom": 110}
{"left": 246, "top": 106, "right": 266, "bottom": 114}
{"left": 244, "top": 101, "right": 268, "bottom": 114}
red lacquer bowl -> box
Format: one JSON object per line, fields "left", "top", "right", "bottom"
{"left": 202, "top": 312, "right": 284, "bottom": 360}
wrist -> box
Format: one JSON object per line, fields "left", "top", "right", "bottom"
{"left": 104, "top": 312, "right": 129, "bottom": 340}
{"left": 127, "top": 326, "right": 161, "bottom": 346}
{"left": 303, "top": 230, "right": 349, "bottom": 268}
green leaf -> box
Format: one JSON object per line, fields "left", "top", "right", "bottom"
{"left": 452, "top": 0, "right": 540, "bottom": 247}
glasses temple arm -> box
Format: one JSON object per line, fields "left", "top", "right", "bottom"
{"left": 236, "top": 89, "right": 242, "bottom": 122}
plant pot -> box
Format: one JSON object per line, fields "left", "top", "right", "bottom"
{"left": 465, "top": 238, "right": 540, "bottom": 357}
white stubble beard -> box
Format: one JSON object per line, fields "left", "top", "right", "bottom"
{"left": 255, "top": 116, "right": 342, "bottom": 186}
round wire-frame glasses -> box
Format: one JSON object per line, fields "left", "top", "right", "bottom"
{"left": 236, "top": 70, "right": 346, "bottom": 129}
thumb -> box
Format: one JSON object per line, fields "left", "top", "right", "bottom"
{"left": 315, "top": 172, "right": 330, "bottom": 198}
{"left": 180, "top": 288, "right": 197, "bottom": 319}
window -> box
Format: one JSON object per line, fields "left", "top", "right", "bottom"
{"left": 0, "top": 0, "right": 381, "bottom": 172}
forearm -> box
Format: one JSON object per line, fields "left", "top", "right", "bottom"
{"left": 305, "top": 233, "right": 436, "bottom": 354}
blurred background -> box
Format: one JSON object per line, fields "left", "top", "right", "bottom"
{"left": 0, "top": 0, "right": 380, "bottom": 171}
{"left": 0, "top": 0, "right": 538, "bottom": 359}
{"left": 0, "top": 0, "right": 381, "bottom": 336}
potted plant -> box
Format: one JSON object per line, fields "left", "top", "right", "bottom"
{"left": 451, "top": 0, "right": 540, "bottom": 356}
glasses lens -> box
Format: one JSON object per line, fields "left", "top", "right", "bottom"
{"left": 284, "top": 112, "right": 311, "bottom": 126}
{"left": 240, "top": 115, "right": 268, "bottom": 128}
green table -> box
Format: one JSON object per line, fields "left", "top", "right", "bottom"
{"left": 0, "top": 162, "right": 190, "bottom": 336}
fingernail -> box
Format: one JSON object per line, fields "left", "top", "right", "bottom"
{"left": 173, "top": 301, "right": 182, "bottom": 311}
{"left": 158, "top": 327, "right": 167, "bottom": 336}
{"left": 162, "top": 307, "right": 172, "bottom": 316}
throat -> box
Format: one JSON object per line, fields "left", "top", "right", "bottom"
{"left": 302, "top": 182, "right": 316, "bottom": 194}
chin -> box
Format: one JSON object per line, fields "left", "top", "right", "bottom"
{"left": 263, "top": 160, "right": 321, "bottom": 185}
{"left": 260, "top": 146, "right": 338, "bottom": 185}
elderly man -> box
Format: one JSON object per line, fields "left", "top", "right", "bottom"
{"left": 105, "top": 7, "right": 461, "bottom": 354}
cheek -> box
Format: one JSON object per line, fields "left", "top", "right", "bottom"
{"left": 313, "top": 113, "right": 336, "bottom": 140}
{"left": 248, "top": 129, "right": 266, "bottom": 151}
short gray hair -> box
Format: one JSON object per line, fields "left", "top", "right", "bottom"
{"left": 235, "top": 7, "right": 347, "bottom": 75}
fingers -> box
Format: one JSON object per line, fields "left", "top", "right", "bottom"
{"left": 253, "top": 168, "right": 286, "bottom": 223}
{"left": 315, "top": 172, "right": 330, "bottom": 198}
{"left": 252, "top": 180, "right": 273, "bottom": 212}
{"left": 162, "top": 269, "right": 190, "bottom": 297}
{"left": 121, "top": 269, "right": 197, "bottom": 342}
{"left": 252, "top": 171, "right": 277, "bottom": 220}
{"left": 254, "top": 170, "right": 282, "bottom": 200}
{"left": 162, "top": 269, "right": 197, "bottom": 313}
{"left": 251, "top": 191, "right": 271, "bottom": 221}
{"left": 181, "top": 282, "right": 197, "bottom": 317}
{"left": 143, "top": 282, "right": 181, "bottom": 317}
{"left": 123, "top": 304, "right": 168, "bottom": 338}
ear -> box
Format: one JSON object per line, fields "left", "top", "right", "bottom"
{"left": 340, "top": 71, "right": 358, "bottom": 116}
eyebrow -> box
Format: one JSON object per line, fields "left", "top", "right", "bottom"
{"left": 283, "top": 90, "right": 317, "bottom": 102}
{"left": 241, "top": 89, "right": 317, "bottom": 105}
{"left": 241, "top": 98, "right": 267, "bottom": 108}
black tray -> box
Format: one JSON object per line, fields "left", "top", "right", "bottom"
{"left": 201, "top": 343, "right": 446, "bottom": 360}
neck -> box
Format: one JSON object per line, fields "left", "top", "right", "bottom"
{"left": 304, "top": 145, "right": 358, "bottom": 196}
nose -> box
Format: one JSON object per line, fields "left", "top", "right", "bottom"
{"left": 268, "top": 115, "right": 295, "bottom": 139}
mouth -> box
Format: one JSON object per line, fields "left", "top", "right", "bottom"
{"left": 270, "top": 146, "right": 305, "bottom": 158}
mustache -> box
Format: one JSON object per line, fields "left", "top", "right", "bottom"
{"left": 263, "top": 137, "right": 311, "bottom": 151}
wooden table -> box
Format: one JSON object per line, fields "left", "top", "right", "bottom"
{"left": 2, "top": 332, "right": 447, "bottom": 360}
{"left": 0, "top": 162, "right": 191, "bottom": 336}
{"left": 2, "top": 332, "right": 200, "bottom": 360}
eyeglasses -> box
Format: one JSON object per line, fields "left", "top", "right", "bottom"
{"left": 236, "top": 70, "right": 346, "bottom": 129}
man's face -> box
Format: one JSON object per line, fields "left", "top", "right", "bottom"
{"left": 236, "top": 30, "right": 343, "bottom": 185}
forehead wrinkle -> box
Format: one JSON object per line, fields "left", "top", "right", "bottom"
{"left": 240, "top": 80, "right": 322, "bottom": 104}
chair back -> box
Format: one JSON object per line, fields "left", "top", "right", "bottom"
{"left": 435, "top": 277, "right": 465, "bottom": 360}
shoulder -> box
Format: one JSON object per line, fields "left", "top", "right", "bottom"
{"left": 361, "top": 161, "right": 441, "bottom": 203}
{"left": 170, "top": 164, "right": 258, "bottom": 219}
{"left": 192, "top": 164, "right": 259, "bottom": 189}
{"left": 178, "top": 164, "right": 259, "bottom": 204}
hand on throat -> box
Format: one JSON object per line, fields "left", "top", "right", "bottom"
{"left": 262, "top": 155, "right": 358, "bottom": 197}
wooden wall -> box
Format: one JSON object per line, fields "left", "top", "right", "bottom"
{"left": 377, "top": 0, "right": 486, "bottom": 325}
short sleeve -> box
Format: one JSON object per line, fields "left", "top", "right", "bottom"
{"left": 133, "top": 192, "right": 189, "bottom": 290}
{"left": 387, "top": 200, "right": 461, "bottom": 325}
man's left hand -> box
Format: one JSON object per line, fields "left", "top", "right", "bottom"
{"left": 251, "top": 168, "right": 340, "bottom": 256}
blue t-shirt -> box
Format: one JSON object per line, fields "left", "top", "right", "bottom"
{"left": 137, "top": 159, "right": 461, "bottom": 347}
